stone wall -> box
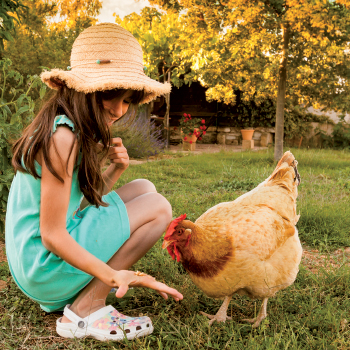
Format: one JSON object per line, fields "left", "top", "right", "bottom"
{"left": 170, "top": 123, "right": 335, "bottom": 148}
{"left": 170, "top": 126, "right": 275, "bottom": 147}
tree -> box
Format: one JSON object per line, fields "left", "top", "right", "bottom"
{"left": 3, "top": 0, "right": 102, "bottom": 77}
{"left": 115, "top": 8, "right": 194, "bottom": 87}
{"left": 149, "top": 0, "right": 350, "bottom": 160}
{"left": 0, "top": 0, "right": 25, "bottom": 53}
{"left": 115, "top": 7, "right": 195, "bottom": 146}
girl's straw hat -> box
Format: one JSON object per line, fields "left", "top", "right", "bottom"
{"left": 40, "top": 23, "right": 171, "bottom": 104}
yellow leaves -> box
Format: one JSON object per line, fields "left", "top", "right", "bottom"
{"left": 263, "top": 68, "right": 270, "bottom": 80}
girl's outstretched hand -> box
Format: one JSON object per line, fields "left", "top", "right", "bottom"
{"left": 108, "top": 138, "right": 129, "bottom": 170}
{"left": 112, "top": 270, "right": 183, "bottom": 301}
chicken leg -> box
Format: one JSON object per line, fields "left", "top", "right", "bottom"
{"left": 200, "top": 295, "right": 232, "bottom": 325}
{"left": 242, "top": 297, "right": 268, "bottom": 328}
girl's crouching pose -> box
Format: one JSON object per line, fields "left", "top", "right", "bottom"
{"left": 5, "top": 23, "right": 183, "bottom": 342}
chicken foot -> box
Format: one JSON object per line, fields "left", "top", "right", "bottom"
{"left": 200, "top": 295, "right": 232, "bottom": 326}
{"left": 242, "top": 297, "right": 268, "bottom": 328}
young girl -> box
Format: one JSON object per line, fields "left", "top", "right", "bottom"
{"left": 5, "top": 23, "right": 183, "bottom": 341}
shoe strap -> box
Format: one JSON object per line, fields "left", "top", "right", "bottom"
{"left": 63, "top": 304, "right": 115, "bottom": 329}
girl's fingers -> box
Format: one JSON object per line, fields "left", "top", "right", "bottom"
{"left": 108, "top": 146, "right": 126, "bottom": 154}
{"left": 113, "top": 271, "right": 183, "bottom": 301}
{"left": 137, "top": 278, "right": 183, "bottom": 300}
{"left": 115, "top": 284, "right": 129, "bottom": 298}
{"left": 111, "top": 138, "right": 123, "bottom": 147}
{"left": 109, "top": 153, "right": 128, "bottom": 160}
{"left": 158, "top": 291, "right": 168, "bottom": 300}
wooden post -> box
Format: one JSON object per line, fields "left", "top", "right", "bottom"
{"left": 164, "top": 71, "right": 171, "bottom": 149}
{"left": 274, "top": 23, "right": 290, "bottom": 161}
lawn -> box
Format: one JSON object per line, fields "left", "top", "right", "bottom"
{"left": 1, "top": 148, "right": 350, "bottom": 349}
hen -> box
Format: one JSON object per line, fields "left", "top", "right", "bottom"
{"left": 162, "top": 151, "right": 302, "bottom": 328}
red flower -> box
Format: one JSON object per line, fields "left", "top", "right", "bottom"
{"left": 189, "top": 133, "right": 192, "bottom": 136}
{"left": 188, "top": 114, "right": 192, "bottom": 118}
{"left": 184, "top": 136, "right": 187, "bottom": 141}
{"left": 201, "top": 119, "right": 205, "bottom": 124}
{"left": 203, "top": 126, "right": 206, "bottom": 130}
{"left": 203, "top": 131, "right": 206, "bottom": 135}
{"left": 185, "top": 118, "right": 188, "bottom": 122}
{"left": 200, "top": 126, "right": 203, "bottom": 130}
{"left": 189, "top": 140, "right": 193, "bottom": 144}
{"left": 198, "top": 136, "right": 202, "bottom": 141}
{"left": 184, "top": 113, "right": 187, "bottom": 117}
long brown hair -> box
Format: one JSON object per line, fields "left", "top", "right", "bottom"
{"left": 12, "top": 85, "right": 145, "bottom": 207}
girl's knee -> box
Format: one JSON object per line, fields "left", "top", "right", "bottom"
{"left": 154, "top": 193, "right": 172, "bottom": 221}
{"left": 132, "top": 179, "right": 157, "bottom": 193}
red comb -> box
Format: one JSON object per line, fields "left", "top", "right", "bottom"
{"left": 164, "top": 214, "right": 186, "bottom": 239}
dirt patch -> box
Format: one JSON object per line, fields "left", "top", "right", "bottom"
{"left": 0, "top": 241, "right": 6, "bottom": 263}
{"left": 302, "top": 247, "right": 350, "bottom": 274}
{"left": 0, "top": 280, "right": 7, "bottom": 291}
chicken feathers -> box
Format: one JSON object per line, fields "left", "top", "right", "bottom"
{"left": 162, "top": 151, "right": 302, "bottom": 327}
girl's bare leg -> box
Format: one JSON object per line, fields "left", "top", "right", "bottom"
{"left": 62, "top": 179, "right": 172, "bottom": 321}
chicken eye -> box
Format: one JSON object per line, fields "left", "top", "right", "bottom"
{"left": 176, "top": 228, "right": 185, "bottom": 236}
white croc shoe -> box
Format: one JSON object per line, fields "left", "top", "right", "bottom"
{"left": 56, "top": 304, "right": 153, "bottom": 341}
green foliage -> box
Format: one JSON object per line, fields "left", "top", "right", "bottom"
{"left": 219, "top": 95, "right": 333, "bottom": 139}
{"left": 317, "top": 116, "right": 350, "bottom": 149}
{"left": 115, "top": 8, "right": 195, "bottom": 88}
{"left": 219, "top": 95, "right": 275, "bottom": 129}
{"left": 0, "top": 58, "right": 46, "bottom": 235}
{"left": 3, "top": 0, "right": 102, "bottom": 78}
{"left": 284, "top": 107, "right": 332, "bottom": 140}
{"left": 0, "top": 0, "right": 24, "bottom": 51}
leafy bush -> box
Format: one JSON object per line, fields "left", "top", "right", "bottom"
{"left": 112, "top": 111, "right": 166, "bottom": 159}
{"left": 317, "top": 115, "right": 350, "bottom": 150}
{"left": 0, "top": 58, "right": 46, "bottom": 236}
{"left": 219, "top": 93, "right": 333, "bottom": 139}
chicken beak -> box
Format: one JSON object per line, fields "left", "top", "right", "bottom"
{"left": 162, "top": 240, "right": 175, "bottom": 249}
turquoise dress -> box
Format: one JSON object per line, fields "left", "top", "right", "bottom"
{"left": 5, "top": 115, "right": 130, "bottom": 312}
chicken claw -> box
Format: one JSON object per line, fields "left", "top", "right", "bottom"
{"left": 200, "top": 311, "right": 232, "bottom": 326}
{"left": 242, "top": 297, "right": 268, "bottom": 328}
{"left": 200, "top": 295, "right": 232, "bottom": 326}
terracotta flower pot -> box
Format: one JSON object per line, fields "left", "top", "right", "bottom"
{"left": 240, "top": 129, "right": 255, "bottom": 141}
{"left": 181, "top": 128, "right": 199, "bottom": 143}
{"left": 181, "top": 128, "right": 199, "bottom": 151}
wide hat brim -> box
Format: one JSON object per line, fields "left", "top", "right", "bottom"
{"left": 41, "top": 68, "right": 170, "bottom": 104}
{"left": 40, "top": 23, "right": 171, "bottom": 104}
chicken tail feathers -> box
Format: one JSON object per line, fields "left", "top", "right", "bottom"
{"left": 270, "top": 151, "right": 301, "bottom": 186}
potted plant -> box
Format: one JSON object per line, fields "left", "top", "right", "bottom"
{"left": 240, "top": 122, "right": 255, "bottom": 140}
{"left": 238, "top": 106, "right": 255, "bottom": 140}
{"left": 177, "top": 113, "right": 207, "bottom": 151}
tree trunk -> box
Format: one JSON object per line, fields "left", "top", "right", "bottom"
{"left": 164, "top": 70, "right": 171, "bottom": 149}
{"left": 274, "top": 23, "right": 290, "bottom": 161}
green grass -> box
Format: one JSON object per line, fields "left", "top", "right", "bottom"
{"left": 1, "top": 148, "right": 350, "bottom": 349}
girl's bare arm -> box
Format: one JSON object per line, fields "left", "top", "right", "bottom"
{"left": 40, "top": 126, "right": 116, "bottom": 285}
{"left": 101, "top": 137, "right": 129, "bottom": 194}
